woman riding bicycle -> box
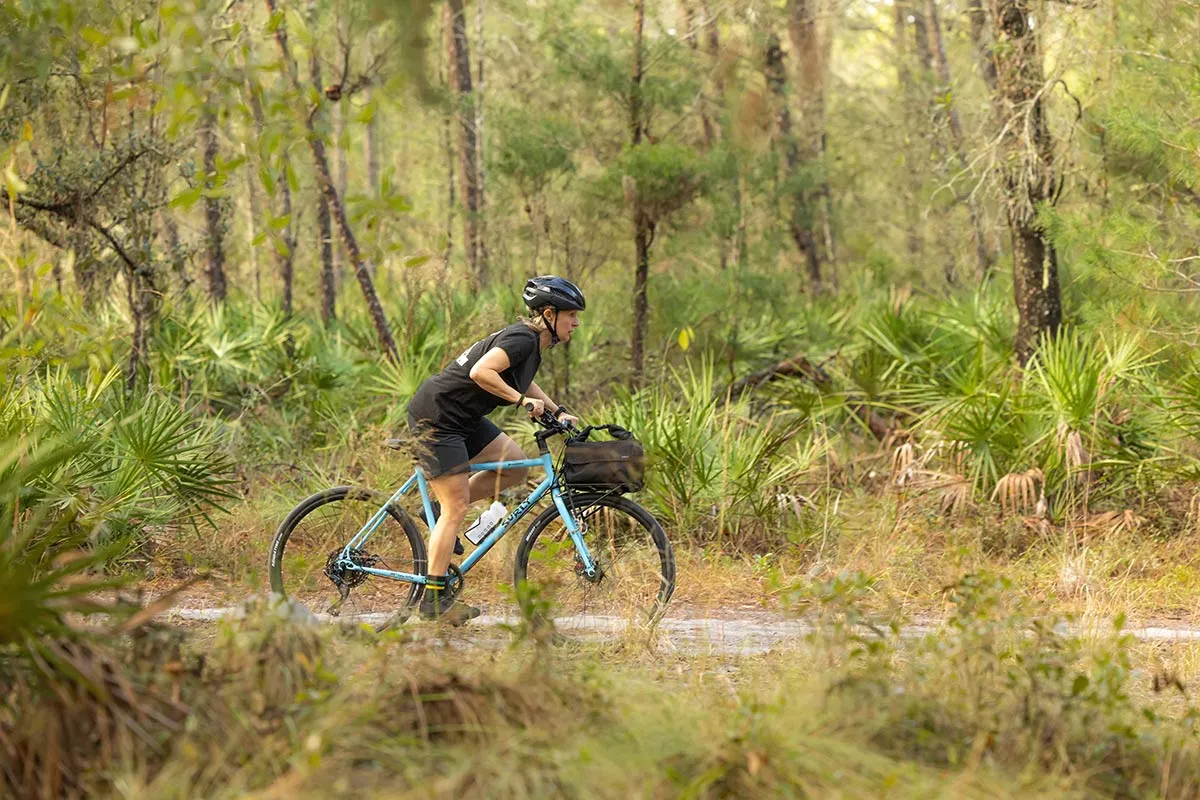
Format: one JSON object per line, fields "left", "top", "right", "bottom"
{"left": 406, "top": 275, "right": 585, "bottom": 623}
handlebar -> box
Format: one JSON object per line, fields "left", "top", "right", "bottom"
{"left": 529, "top": 407, "right": 577, "bottom": 451}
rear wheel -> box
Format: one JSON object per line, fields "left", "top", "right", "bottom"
{"left": 513, "top": 494, "right": 674, "bottom": 624}
{"left": 269, "top": 486, "right": 427, "bottom": 627}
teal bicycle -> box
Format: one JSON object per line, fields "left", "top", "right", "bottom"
{"left": 268, "top": 411, "right": 675, "bottom": 626}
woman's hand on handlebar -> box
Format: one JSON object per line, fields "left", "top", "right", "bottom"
{"left": 557, "top": 411, "right": 581, "bottom": 428}
{"left": 522, "top": 397, "right": 546, "bottom": 418}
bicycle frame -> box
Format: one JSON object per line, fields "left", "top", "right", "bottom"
{"left": 336, "top": 450, "right": 597, "bottom": 584}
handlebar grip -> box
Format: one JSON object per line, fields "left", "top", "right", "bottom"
{"left": 524, "top": 401, "right": 536, "bottom": 413}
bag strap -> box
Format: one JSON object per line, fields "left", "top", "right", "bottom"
{"left": 570, "top": 424, "right": 635, "bottom": 442}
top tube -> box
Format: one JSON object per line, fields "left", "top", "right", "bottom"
{"left": 467, "top": 458, "right": 547, "bottom": 472}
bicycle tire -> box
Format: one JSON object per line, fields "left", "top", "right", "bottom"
{"left": 269, "top": 486, "right": 427, "bottom": 628}
{"left": 513, "top": 493, "right": 675, "bottom": 624}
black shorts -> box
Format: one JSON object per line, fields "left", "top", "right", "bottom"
{"left": 406, "top": 414, "right": 503, "bottom": 478}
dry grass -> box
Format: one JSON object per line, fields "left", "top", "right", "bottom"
{"left": 158, "top": 469, "right": 1200, "bottom": 634}
{"left": 22, "top": 592, "right": 1200, "bottom": 799}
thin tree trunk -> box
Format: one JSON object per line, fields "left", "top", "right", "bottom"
{"left": 475, "top": 0, "right": 489, "bottom": 277}
{"left": 246, "top": 79, "right": 296, "bottom": 315}
{"left": 441, "top": 6, "right": 455, "bottom": 272}
{"left": 161, "top": 213, "right": 189, "bottom": 296}
{"left": 317, "top": 191, "right": 336, "bottom": 325}
{"left": 562, "top": 218, "right": 572, "bottom": 400}
{"left": 630, "top": 0, "right": 653, "bottom": 390}
{"left": 682, "top": 1, "right": 715, "bottom": 149}
{"left": 309, "top": 37, "right": 338, "bottom": 326}
{"left": 334, "top": 101, "right": 349, "bottom": 207}
{"left": 911, "top": 2, "right": 934, "bottom": 74}
{"left": 242, "top": 142, "right": 262, "bottom": 300}
{"left": 447, "top": 0, "right": 482, "bottom": 284}
{"left": 893, "top": 0, "right": 922, "bottom": 259}
{"left": 925, "top": 0, "right": 992, "bottom": 279}
{"left": 280, "top": 172, "right": 295, "bottom": 316}
{"left": 989, "top": 0, "right": 1061, "bottom": 364}
{"left": 765, "top": 31, "right": 821, "bottom": 290}
{"left": 333, "top": 98, "right": 348, "bottom": 284}
{"left": 818, "top": 10, "right": 837, "bottom": 276}
{"left": 200, "top": 107, "right": 228, "bottom": 303}
{"left": 266, "top": 0, "right": 398, "bottom": 361}
{"left": 702, "top": 0, "right": 743, "bottom": 273}
{"left": 967, "top": 0, "right": 998, "bottom": 91}
{"left": 786, "top": 0, "right": 827, "bottom": 290}
{"left": 366, "top": 89, "right": 381, "bottom": 278}
{"left": 366, "top": 89, "right": 381, "bottom": 197}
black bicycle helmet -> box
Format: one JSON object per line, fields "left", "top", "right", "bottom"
{"left": 522, "top": 275, "right": 586, "bottom": 312}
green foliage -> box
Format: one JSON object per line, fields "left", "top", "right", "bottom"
{"left": 600, "top": 358, "right": 824, "bottom": 548}
{"left": 2, "top": 366, "right": 235, "bottom": 548}
{"left": 606, "top": 142, "right": 705, "bottom": 225}
{"left": 0, "top": 439, "right": 127, "bottom": 645}
{"left": 491, "top": 106, "right": 578, "bottom": 192}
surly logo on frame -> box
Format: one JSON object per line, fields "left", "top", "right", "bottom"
{"left": 504, "top": 492, "right": 540, "bottom": 532}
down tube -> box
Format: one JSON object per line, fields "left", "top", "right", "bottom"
{"left": 458, "top": 473, "right": 554, "bottom": 574}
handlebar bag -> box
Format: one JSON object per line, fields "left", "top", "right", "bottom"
{"left": 562, "top": 425, "right": 645, "bottom": 493}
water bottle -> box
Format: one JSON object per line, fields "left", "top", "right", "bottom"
{"left": 463, "top": 501, "right": 507, "bottom": 546}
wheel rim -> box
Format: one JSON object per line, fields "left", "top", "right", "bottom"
{"left": 521, "top": 500, "right": 670, "bottom": 623}
{"left": 275, "top": 493, "right": 422, "bottom": 624}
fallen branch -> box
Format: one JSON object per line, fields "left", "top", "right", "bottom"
{"left": 719, "top": 353, "right": 893, "bottom": 441}
{"left": 719, "top": 354, "right": 831, "bottom": 401}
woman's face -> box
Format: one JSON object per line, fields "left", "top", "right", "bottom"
{"left": 548, "top": 309, "right": 580, "bottom": 343}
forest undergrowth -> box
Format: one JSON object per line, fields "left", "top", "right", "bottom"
{"left": 9, "top": 240, "right": 1200, "bottom": 799}
{"left": 10, "top": 273, "right": 1200, "bottom": 622}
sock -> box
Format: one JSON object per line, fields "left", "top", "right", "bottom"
{"left": 425, "top": 574, "right": 447, "bottom": 591}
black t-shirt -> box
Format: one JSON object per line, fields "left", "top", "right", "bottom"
{"left": 408, "top": 323, "right": 542, "bottom": 433}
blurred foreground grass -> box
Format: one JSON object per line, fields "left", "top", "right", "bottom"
{"left": 7, "top": 577, "right": 1200, "bottom": 799}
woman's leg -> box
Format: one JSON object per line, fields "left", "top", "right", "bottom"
{"left": 467, "top": 433, "right": 529, "bottom": 503}
{"left": 427, "top": 472, "right": 470, "bottom": 577}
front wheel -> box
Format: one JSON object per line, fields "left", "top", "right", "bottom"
{"left": 513, "top": 494, "right": 675, "bottom": 624}
{"left": 269, "top": 486, "right": 427, "bottom": 627}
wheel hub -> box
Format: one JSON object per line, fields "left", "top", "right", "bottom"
{"left": 324, "top": 547, "right": 379, "bottom": 589}
{"left": 574, "top": 554, "right": 605, "bottom": 584}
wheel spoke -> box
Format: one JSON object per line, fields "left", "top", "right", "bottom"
{"left": 517, "top": 496, "right": 673, "bottom": 623}
{"left": 271, "top": 489, "right": 425, "bottom": 625}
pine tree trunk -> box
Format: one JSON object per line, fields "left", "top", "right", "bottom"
{"left": 786, "top": 0, "right": 828, "bottom": 290}
{"left": 630, "top": 0, "right": 653, "bottom": 390}
{"left": 893, "top": 0, "right": 922, "bottom": 260}
{"left": 280, "top": 174, "right": 295, "bottom": 317}
{"left": 309, "top": 38, "right": 338, "bottom": 326}
{"left": 266, "top": 0, "right": 398, "bottom": 361}
{"left": 333, "top": 99, "right": 348, "bottom": 283}
{"left": 200, "top": 107, "right": 228, "bottom": 303}
{"left": 447, "top": 0, "right": 483, "bottom": 285}
{"left": 682, "top": 1, "right": 715, "bottom": 149}
{"left": 475, "top": 0, "right": 489, "bottom": 275}
{"left": 989, "top": 0, "right": 1061, "bottom": 364}
{"left": 242, "top": 142, "right": 262, "bottom": 300}
{"left": 317, "top": 190, "right": 336, "bottom": 325}
{"left": 967, "top": 0, "right": 998, "bottom": 91}
{"left": 765, "top": 32, "right": 821, "bottom": 290}
{"left": 441, "top": 6, "right": 456, "bottom": 272}
{"left": 245, "top": 79, "right": 296, "bottom": 315}
{"left": 925, "top": 0, "right": 992, "bottom": 279}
